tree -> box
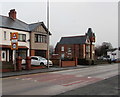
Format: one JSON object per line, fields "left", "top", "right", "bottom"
{"left": 95, "top": 42, "right": 113, "bottom": 57}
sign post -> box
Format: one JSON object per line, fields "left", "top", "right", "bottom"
{"left": 11, "top": 32, "right": 18, "bottom": 71}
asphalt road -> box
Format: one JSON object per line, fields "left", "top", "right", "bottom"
{"left": 2, "top": 63, "right": 118, "bottom": 96}
{"left": 54, "top": 75, "right": 119, "bottom": 96}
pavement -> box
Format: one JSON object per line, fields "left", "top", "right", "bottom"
{"left": 2, "top": 65, "right": 89, "bottom": 78}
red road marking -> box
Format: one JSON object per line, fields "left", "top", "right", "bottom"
{"left": 62, "top": 77, "right": 103, "bottom": 86}
{"left": 63, "top": 80, "right": 84, "bottom": 86}
{"left": 37, "top": 74, "right": 74, "bottom": 82}
{"left": 18, "top": 73, "right": 103, "bottom": 87}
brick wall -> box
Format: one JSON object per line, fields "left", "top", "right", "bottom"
{"left": 30, "top": 49, "right": 35, "bottom": 56}
{"left": 61, "top": 61, "right": 76, "bottom": 67}
{"left": 55, "top": 44, "right": 85, "bottom": 59}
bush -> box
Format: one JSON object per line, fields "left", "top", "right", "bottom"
{"left": 78, "top": 59, "right": 94, "bottom": 65}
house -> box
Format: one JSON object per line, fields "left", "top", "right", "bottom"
{"left": 0, "top": 9, "right": 51, "bottom": 62}
{"left": 54, "top": 28, "right": 95, "bottom": 62}
{"left": 107, "top": 48, "right": 120, "bottom": 61}
{"left": 29, "top": 22, "right": 51, "bottom": 58}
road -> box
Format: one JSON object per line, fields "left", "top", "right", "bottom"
{"left": 2, "top": 64, "right": 118, "bottom": 96}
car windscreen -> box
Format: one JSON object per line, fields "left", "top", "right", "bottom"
{"left": 39, "top": 57, "right": 46, "bottom": 60}
{"left": 31, "top": 57, "right": 38, "bottom": 60}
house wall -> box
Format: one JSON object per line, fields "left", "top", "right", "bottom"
{"left": 0, "top": 28, "right": 30, "bottom": 49}
{"left": 55, "top": 43, "right": 95, "bottom": 60}
{"left": 55, "top": 44, "right": 86, "bottom": 59}
{"left": 30, "top": 25, "right": 47, "bottom": 50}
{"left": 30, "top": 25, "right": 48, "bottom": 58}
{"left": 0, "top": 28, "right": 30, "bottom": 61}
{"left": 107, "top": 49, "right": 120, "bottom": 60}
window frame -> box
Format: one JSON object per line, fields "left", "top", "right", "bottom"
{"left": 18, "top": 34, "right": 26, "bottom": 42}
{"left": 35, "top": 34, "right": 47, "bottom": 43}
{"left": 61, "top": 46, "right": 64, "bottom": 51}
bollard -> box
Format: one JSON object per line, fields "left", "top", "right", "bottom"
{"left": 16, "top": 56, "right": 22, "bottom": 71}
{"left": 26, "top": 56, "right": 31, "bottom": 70}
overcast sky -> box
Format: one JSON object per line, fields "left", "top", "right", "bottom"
{"left": 0, "top": 0, "right": 118, "bottom": 48}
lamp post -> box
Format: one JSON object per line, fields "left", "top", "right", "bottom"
{"left": 47, "top": 0, "right": 49, "bottom": 68}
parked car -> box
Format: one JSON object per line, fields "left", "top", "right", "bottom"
{"left": 22, "top": 56, "right": 53, "bottom": 66}
{"left": 97, "top": 56, "right": 110, "bottom": 61}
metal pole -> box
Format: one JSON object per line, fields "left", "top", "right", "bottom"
{"left": 13, "top": 50, "right": 16, "bottom": 71}
{"left": 47, "top": 0, "right": 49, "bottom": 68}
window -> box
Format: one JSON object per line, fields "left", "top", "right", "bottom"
{"left": 35, "top": 50, "right": 46, "bottom": 58}
{"left": 86, "top": 45, "right": 90, "bottom": 52}
{"left": 61, "top": 54, "right": 65, "bottom": 59}
{"left": 31, "top": 57, "right": 38, "bottom": 60}
{"left": 61, "top": 46, "right": 64, "bottom": 51}
{"left": 16, "top": 50, "right": 27, "bottom": 59}
{"left": 2, "top": 52, "right": 5, "bottom": 59}
{"left": 18, "top": 34, "right": 26, "bottom": 42}
{"left": 35, "top": 34, "right": 46, "bottom": 43}
{"left": 4, "top": 31, "right": 6, "bottom": 40}
{"left": 68, "top": 47, "right": 72, "bottom": 53}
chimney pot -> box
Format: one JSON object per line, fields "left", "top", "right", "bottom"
{"left": 9, "top": 9, "right": 17, "bottom": 19}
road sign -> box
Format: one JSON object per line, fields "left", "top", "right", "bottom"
{"left": 11, "top": 43, "right": 18, "bottom": 50}
{"left": 11, "top": 39, "right": 18, "bottom": 43}
{"left": 11, "top": 32, "right": 18, "bottom": 50}
{"left": 11, "top": 32, "right": 18, "bottom": 39}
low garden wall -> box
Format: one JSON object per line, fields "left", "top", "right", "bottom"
{"left": 61, "top": 61, "right": 76, "bottom": 67}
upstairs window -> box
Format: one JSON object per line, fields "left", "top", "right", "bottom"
{"left": 18, "top": 34, "right": 26, "bottom": 42}
{"left": 68, "top": 47, "right": 72, "bottom": 53}
{"left": 61, "top": 46, "right": 64, "bottom": 51}
{"left": 4, "top": 31, "right": 6, "bottom": 40}
{"left": 86, "top": 45, "right": 90, "bottom": 52}
{"left": 35, "top": 34, "right": 47, "bottom": 43}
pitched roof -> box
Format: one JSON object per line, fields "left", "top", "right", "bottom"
{"left": 29, "top": 22, "right": 51, "bottom": 35}
{"left": 0, "top": 15, "right": 30, "bottom": 31}
{"left": 58, "top": 35, "right": 87, "bottom": 45}
{"left": 0, "top": 15, "right": 51, "bottom": 35}
{"left": 29, "top": 22, "right": 42, "bottom": 31}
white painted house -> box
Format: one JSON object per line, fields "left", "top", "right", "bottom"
{"left": 107, "top": 48, "right": 120, "bottom": 61}
{"left": 0, "top": 9, "right": 30, "bottom": 62}
{"left": 0, "top": 9, "right": 51, "bottom": 62}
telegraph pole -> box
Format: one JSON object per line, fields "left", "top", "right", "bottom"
{"left": 47, "top": 0, "right": 50, "bottom": 68}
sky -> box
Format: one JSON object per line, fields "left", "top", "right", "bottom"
{"left": 0, "top": 0, "right": 118, "bottom": 48}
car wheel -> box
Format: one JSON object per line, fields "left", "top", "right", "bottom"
{"left": 40, "top": 62, "right": 44, "bottom": 66}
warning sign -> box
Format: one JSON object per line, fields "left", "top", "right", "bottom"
{"left": 11, "top": 43, "right": 18, "bottom": 50}
{"left": 11, "top": 32, "right": 18, "bottom": 50}
{"left": 11, "top": 32, "right": 18, "bottom": 39}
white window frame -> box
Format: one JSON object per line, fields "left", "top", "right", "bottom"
{"left": 61, "top": 46, "right": 64, "bottom": 51}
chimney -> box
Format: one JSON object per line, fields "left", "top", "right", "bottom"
{"left": 9, "top": 9, "right": 17, "bottom": 19}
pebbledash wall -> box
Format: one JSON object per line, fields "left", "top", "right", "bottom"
{"left": 0, "top": 28, "right": 30, "bottom": 62}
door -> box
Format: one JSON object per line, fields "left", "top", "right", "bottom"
{"left": 1, "top": 50, "right": 6, "bottom": 61}
{"left": 31, "top": 57, "right": 40, "bottom": 65}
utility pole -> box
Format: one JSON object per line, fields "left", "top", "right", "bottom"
{"left": 47, "top": 0, "right": 49, "bottom": 68}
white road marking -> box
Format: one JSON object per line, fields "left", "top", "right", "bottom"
{"left": 88, "top": 76, "right": 92, "bottom": 78}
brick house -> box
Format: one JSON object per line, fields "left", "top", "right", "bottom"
{"left": 55, "top": 28, "right": 95, "bottom": 62}
{"left": 0, "top": 9, "right": 51, "bottom": 62}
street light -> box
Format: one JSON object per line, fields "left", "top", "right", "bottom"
{"left": 47, "top": 0, "right": 49, "bottom": 68}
